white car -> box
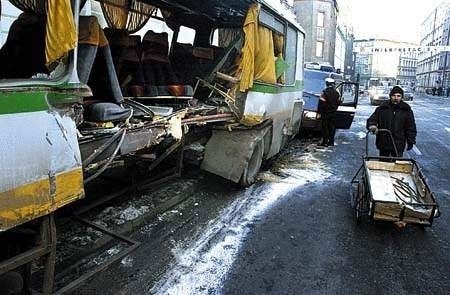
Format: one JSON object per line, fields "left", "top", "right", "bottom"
{"left": 370, "top": 86, "right": 390, "bottom": 105}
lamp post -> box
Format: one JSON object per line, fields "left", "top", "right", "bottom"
{"left": 441, "top": 14, "right": 450, "bottom": 95}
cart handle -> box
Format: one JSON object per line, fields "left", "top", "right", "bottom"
{"left": 365, "top": 128, "right": 399, "bottom": 158}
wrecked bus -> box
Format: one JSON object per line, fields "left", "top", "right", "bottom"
{"left": 0, "top": 0, "right": 305, "bottom": 292}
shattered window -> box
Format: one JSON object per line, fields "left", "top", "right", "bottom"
{"left": 285, "top": 25, "right": 298, "bottom": 85}
{"left": 0, "top": 0, "right": 69, "bottom": 81}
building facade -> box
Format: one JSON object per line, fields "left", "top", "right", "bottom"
{"left": 334, "top": 26, "right": 346, "bottom": 72}
{"left": 293, "top": 0, "right": 338, "bottom": 67}
{"left": 354, "top": 39, "right": 418, "bottom": 88}
{"left": 397, "top": 51, "right": 418, "bottom": 86}
{"left": 416, "top": 1, "right": 450, "bottom": 93}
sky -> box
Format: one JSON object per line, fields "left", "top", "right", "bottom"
{"left": 348, "top": 0, "right": 446, "bottom": 44}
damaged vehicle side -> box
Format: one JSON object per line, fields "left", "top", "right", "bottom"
{"left": 0, "top": 0, "right": 305, "bottom": 293}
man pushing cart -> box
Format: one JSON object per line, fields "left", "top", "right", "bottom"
{"left": 350, "top": 86, "right": 440, "bottom": 227}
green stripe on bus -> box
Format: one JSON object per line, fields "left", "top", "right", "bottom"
{"left": 0, "top": 90, "right": 80, "bottom": 115}
{"left": 250, "top": 80, "right": 303, "bottom": 94}
{"left": 0, "top": 92, "right": 49, "bottom": 114}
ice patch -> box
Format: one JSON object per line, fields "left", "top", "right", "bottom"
{"left": 92, "top": 245, "right": 123, "bottom": 266}
{"left": 446, "top": 127, "right": 450, "bottom": 133}
{"left": 107, "top": 247, "right": 121, "bottom": 256}
{"left": 117, "top": 205, "right": 149, "bottom": 224}
{"left": 151, "top": 155, "right": 331, "bottom": 294}
{"left": 356, "top": 131, "right": 366, "bottom": 139}
{"left": 121, "top": 256, "right": 134, "bottom": 268}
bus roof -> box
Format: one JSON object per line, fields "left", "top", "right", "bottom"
{"left": 133, "top": 0, "right": 305, "bottom": 34}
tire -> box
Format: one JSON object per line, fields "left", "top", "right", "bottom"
{"left": 239, "top": 140, "right": 264, "bottom": 187}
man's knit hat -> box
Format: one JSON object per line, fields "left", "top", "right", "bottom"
{"left": 390, "top": 86, "right": 404, "bottom": 97}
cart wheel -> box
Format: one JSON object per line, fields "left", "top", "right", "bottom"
{"left": 355, "top": 180, "right": 366, "bottom": 224}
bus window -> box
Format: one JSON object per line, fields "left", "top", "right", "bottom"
{"left": 177, "top": 26, "right": 196, "bottom": 45}
{"left": 0, "top": 8, "right": 69, "bottom": 81}
{"left": 259, "top": 9, "right": 299, "bottom": 86}
{"left": 285, "top": 25, "right": 298, "bottom": 85}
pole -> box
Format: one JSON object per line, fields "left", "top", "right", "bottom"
{"left": 442, "top": 14, "right": 450, "bottom": 95}
{"left": 427, "top": 8, "right": 438, "bottom": 92}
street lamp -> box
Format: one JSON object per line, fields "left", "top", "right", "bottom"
{"left": 441, "top": 16, "right": 450, "bottom": 94}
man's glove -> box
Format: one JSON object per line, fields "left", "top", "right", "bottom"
{"left": 407, "top": 143, "right": 414, "bottom": 151}
{"left": 368, "top": 125, "right": 378, "bottom": 134}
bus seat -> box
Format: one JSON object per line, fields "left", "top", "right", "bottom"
{"left": 84, "top": 102, "right": 131, "bottom": 123}
{"left": 78, "top": 16, "right": 131, "bottom": 123}
{"left": 141, "top": 30, "right": 183, "bottom": 96}
{"left": 170, "top": 43, "right": 227, "bottom": 87}
{"left": 0, "top": 12, "right": 48, "bottom": 79}
{"left": 121, "top": 35, "right": 145, "bottom": 96}
{"left": 104, "top": 29, "right": 145, "bottom": 96}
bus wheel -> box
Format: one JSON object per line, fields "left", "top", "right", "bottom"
{"left": 239, "top": 140, "right": 264, "bottom": 187}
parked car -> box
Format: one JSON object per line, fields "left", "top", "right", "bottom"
{"left": 370, "top": 86, "right": 390, "bottom": 105}
{"left": 402, "top": 86, "right": 414, "bottom": 101}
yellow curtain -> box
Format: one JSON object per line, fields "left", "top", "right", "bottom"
{"left": 238, "top": 4, "right": 276, "bottom": 92}
{"left": 238, "top": 4, "right": 258, "bottom": 92}
{"left": 45, "top": 0, "right": 77, "bottom": 66}
{"left": 254, "top": 26, "right": 276, "bottom": 84}
{"left": 273, "top": 33, "right": 284, "bottom": 58}
{"left": 78, "top": 16, "right": 109, "bottom": 47}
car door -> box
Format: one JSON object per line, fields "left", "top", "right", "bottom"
{"left": 334, "top": 82, "right": 359, "bottom": 129}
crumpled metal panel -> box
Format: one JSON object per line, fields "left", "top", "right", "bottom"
{"left": 201, "top": 128, "right": 268, "bottom": 183}
{"left": 0, "top": 111, "right": 83, "bottom": 231}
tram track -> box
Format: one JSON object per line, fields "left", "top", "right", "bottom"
{"left": 26, "top": 163, "right": 197, "bottom": 294}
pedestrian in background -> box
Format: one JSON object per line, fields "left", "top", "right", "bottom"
{"left": 318, "top": 77, "right": 340, "bottom": 147}
{"left": 367, "top": 86, "right": 417, "bottom": 158}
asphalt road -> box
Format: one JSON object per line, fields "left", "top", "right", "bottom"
{"left": 75, "top": 94, "right": 449, "bottom": 294}
{"left": 222, "top": 94, "right": 450, "bottom": 295}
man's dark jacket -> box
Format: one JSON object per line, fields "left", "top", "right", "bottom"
{"left": 319, "top": 86, "right": 340, "bottom": 113}
{"left": 366, "top": 101, "right": 416, "bottom": 152}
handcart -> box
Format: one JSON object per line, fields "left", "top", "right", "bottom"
{"left": 350, "top": 129, "right": 440, "bottom": 226}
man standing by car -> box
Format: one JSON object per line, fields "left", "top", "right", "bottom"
{"left": 366, "top": 86, "right": 417, "bottom": 157}
{"left": 318, "top": 77, "right": 340, "bottom": 146}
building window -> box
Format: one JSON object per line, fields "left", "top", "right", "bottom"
{"left": 316, "top": 41, "right": 324, "bottom": 57}
{"left": 316, "top": 27, "right": 325, "bottom": 40}
{"left": 317, "top": 12, "right": 325, "bottom": 27}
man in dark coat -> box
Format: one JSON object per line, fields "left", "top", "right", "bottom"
{"left": 319, "top": 77, "right": 340, "bottom": 146}
{"left": 367, "top": 86, "right": 417, "bottom": 157}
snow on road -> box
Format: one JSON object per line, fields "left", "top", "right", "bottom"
{"left": 151, "top": 153, "right": 332, "bottom": 295}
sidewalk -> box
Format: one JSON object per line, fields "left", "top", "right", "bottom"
{"left": 418, "top": 93, "right": 449, "bottom": 100}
